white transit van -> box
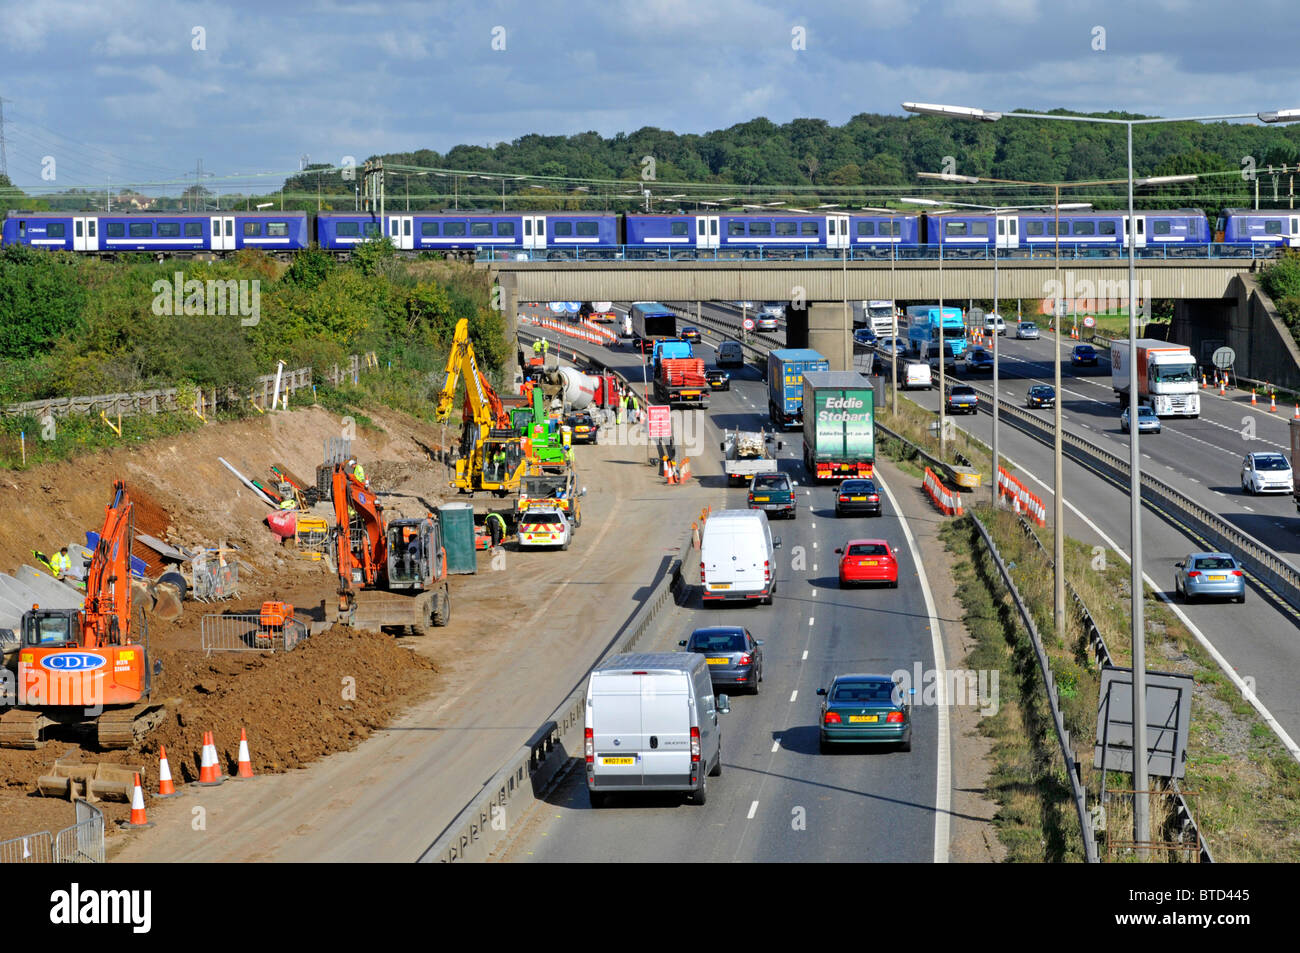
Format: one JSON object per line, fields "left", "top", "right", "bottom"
{"left": 901, "top": 359, "right": 933, "bottom": 390}
{"left": 700, "top": 509, "right": 781, "bottom": 605}
{"left": 585, "top": 652, "right": 730, "bottom": 807}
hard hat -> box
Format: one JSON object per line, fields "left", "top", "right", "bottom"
{"left": 348, "top": 458, "right": 356, "bottom": 465}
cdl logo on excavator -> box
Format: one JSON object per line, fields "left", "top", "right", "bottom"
{"left": 38, "top": 653, "right": 107, "bottom": 672}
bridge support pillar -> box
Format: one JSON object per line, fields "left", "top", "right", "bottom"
{"left": 785, "top": 305, "right": 809, "bottom": 349}
{"left": 807, "top": 301, "right": 854, "bottom": 370}
{"left": 499, "top": 277, "right": 519, "bottom": 341}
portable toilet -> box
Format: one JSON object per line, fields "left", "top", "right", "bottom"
{"left": 437, "top": 502, "right": 477, "bottom": 574}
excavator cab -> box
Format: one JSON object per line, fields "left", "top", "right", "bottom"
{"left": 385, "top": 517, "right": 446, "bottom": 590}
{"left": 21, "top": 608, "right": 78, "bottom": 647}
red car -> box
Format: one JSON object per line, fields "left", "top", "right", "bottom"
{"left": 836, "top": 539, "right": 899, "bottom": 588}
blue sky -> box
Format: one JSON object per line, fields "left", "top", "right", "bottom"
{"left": 2, "top": 0, "right": 1297, "bottom": 194}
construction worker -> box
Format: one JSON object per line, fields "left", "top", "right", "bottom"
{"left": 50, "top": 547, "right": 71, "bottom": 579}
{"left": 617, "top": 391, "right": 626, "bottom": 424}
{"left": 491, "top": 447, "right": 507, "bottom": 481}
{"left": 278, "top": 496, "right": 296, "bottom": 510}
{"left": 533, "top": 339, "right": 543, "bottom": 358}
{"left": 349, "top": 458, "right": 366, "bottom": 485}
{"left": 627, "top": 391, "right": 639, "bottom": 424}
{"left": 541, "top": 338, "right": 550, "bottom": 357}
{"left": 485, "top": 511, "right": 506, "bottom": 548}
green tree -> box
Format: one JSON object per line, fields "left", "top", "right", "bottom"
{"left": 0, "top": 245, "right": 86, "bottom": 359}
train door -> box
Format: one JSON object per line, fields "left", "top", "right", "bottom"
{"left": 996, "top": 214, "right": 1017, "bottom": 251}
{"left": 211, "top": 216, "right": 235, "bottom": 251}
{"left": 523, "top": 216, "right": 547, "bottom": 251}
{"left": 697, "top": 215, "right": 720, "bottom": 250}
{"left": 1124, "top": 215, "right": 1146, "bottom": 248}
{"left": 388, "top": 215, "right": 413, "bottom": 250}
{"left": 73, "top": 216, "right": 98, "bottom": 251}
{"left": 826, "top": 215, "right": 850, "bottom": 250}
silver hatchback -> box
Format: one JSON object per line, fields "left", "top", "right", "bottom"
{"left": 1174, "top": 552, "right": 1246, "bottom": 603}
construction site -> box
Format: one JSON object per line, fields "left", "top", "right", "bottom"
{"left": 0, "top": 319, "right": 688, "bottom": 858}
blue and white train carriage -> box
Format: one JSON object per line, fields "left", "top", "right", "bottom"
{"left": 1, "top": 210, "right": 310, "bottom": 253}
{"left": 316, "top": 211, "right": 621, "bottom": 254}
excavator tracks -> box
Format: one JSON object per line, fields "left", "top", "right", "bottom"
{"left": 346, "top": 585, "right": 450, "bottom": 635}
{"left": 0, "top": 709, "right": 54, "bottom": 749}
{"left": 96, "top": 702, "right": 169, "bottom": 750}
{"left": 0, "top": 703, "right": 168, "bottom": 750}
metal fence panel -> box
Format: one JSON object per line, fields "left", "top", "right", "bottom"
{"left": 200, "top": 612, "right": 309, "bottom": 655}
{"left": 191, "top": 559, "right": 240, "bottom": 602}
{"left": 0, "top": 831, "right": 54, "bottom": 863}
{"left": 53, "top": 800, "right": 104, "bottom": 864}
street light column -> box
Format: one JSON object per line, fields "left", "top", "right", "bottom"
{"left": 991, "top": 230, "right": 1000, "bottom": 506}
{"left": 1054, "top": 184, "right": 1066, "bottom": 640}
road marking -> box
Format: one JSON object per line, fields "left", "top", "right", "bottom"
{"left": 747, "top": 800, "right": 759, "bottom": 819}
{"left": 813, "top": 563, "right": 817, "bottom": 571}
{"left": 801, "top": 649, "right": 808, "bottom": 661}
{"left": 812, "top": 541, "right": 818, "bottom": 549}
{"left": 811, "top": 522, "right": 816, "bottom": 529}
{"left": 873, "top": 466, "right": 951, "bottom": 864}
{"left": 771, "top": 739, "right": 781, "bottom": 752}
{"left": 811, "top": 589, "right": 817, "bottom": 597}
{"left": 790, "top": 690, "right": 798, "bottom": 702}
{"left": 1244, "top": 505, "right": 1255, "bottom": 512}
{"left": 808, "top": 616, "right": 814, "bottom": 626}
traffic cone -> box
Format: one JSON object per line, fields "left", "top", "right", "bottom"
{"left": 1219, "top": 377, "right": 1226, "bottom": 396}
{"left": 1270, "top": 393, "right": 1277, "bottom": 413}
{"left": 1200, "top": 373, "right": 1206, "bottom": 388}
{"left": 1294, "top": 403, "right": 1299, "bottom": 420}
{"left": 1251, "top": 388, "right": 1257, "bottom": 406}
{"left": 678, "top": 458, "right": 693, "bottom": 483}
{"left": 234, "top": 728, "right": 254, "bottom": 780}
{"left": 156, "top": 746, "right": 181, "bottom": 798}
{"left": 123, "top": 773, "right": 153, "bottom": 829}
{"left": 197, "top": 731, "right": 225, "bottom": 786}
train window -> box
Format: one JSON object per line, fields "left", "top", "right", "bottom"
{"left": 749, "top": 222, "right": 772, "bottom": 236}
{"left": 1026, "top": 222, "right": 1045, "bottom": 236}
{"left": 363, "top": 222, "right": 380, "bottom": 237}
{"left": 1049, "top": 221, "right": 1068, "bottom": 235}
{"left": 243, "top": 222, "right": 262, "bottom": 237}
{"left": 337, "top": 222, "right": 360, "bottom": 236}
{"left": 840, "top": 219, "right": 848, "bottom": 235}
{"left": 403, "top": 220, "right": 411, "bottom": 236}
{"left": 1265, "top": 219, "right": 1283, "bottom": 233}
{"left": 858, "top": 222, "right": 876, "bottom": 236}
{"left": 1100, "top": 221, "right": 1116, "bottom": 235}
{"left": 1153, "top": 221, "right": 1171, "bottom": 235}
{"left": 267, "top": 222, "right": 289, "bottom": 237}
{"left": 944, "top": 221, "right": 968, "bottom": 237}
{"left": 88, "top": 220, "right": 96, "bottom": 237}
{"left": 17, "top": 221, "right": 25, "bottom": 239}
{"left": 671, "top": 221, "right": 688, "bottom": 236}
{"left": 885, "top": 221, "right": 900, "bottom": 236}
{"left": 185, "top": 222, "right": 202, "bottom": 237}
{"left": 444, "top": 222, "right": 466, "bottom": 236}
{"left": 422, "top": 222, "right": 440, "bottom": 236}
{"left": 727, "top": 221, "right": 745, "bottom": 236}
{"left": 75, "top": 220, "right": 83, "bottom": 238}
{"left": 157, "top": 222, "right": 180, "bottom": 237}
{"left": 711, "top": 220, "right": 718, "bottom": 235}
{"left": 471, "top": 222, "right": 493, "bottom": 236}
{"left": 697, "top": 220, "right": 705, "bottom": 235}
{"left": 107, "top": 223, "right": 124, "bottom": 238}
{"left": 576, "top": 221, "right": 598, "bottom": 236}
{"left": 775, "top": 222, "right": 796, "bottom": 236}
{"left": 1074, "top": 222, "right": 1096, "bottom": 236}
{"left": 555, "top": 222, "right": 573, "bottom": 236}
{"left": 47, "top": 222, "right": 66, "bottom": 238}
{"left": 801, "top": 222, "right": 818, "bottom": 235}
{"left": 971, "top": 222, "right": 988, "bottom": 236}
{"left": 129, "top": 223, "right": 152, "bottom": 238}
{"left": 497, "top": 221, "right": 515, "bottom": 237}
{"left": 524, "top": 220, "right": 532, "bottom": 236}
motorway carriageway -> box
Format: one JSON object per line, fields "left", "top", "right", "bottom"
{"left": 503, "top": 305, "right": 949, "bottom": 862}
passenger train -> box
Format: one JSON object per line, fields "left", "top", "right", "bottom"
{"left": 3, "top": 205, "right": 1296, "bottom": 258}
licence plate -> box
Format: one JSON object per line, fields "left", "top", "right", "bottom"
{"left": 849, "top": 715, "right": 878, "bottom": 723}
{"left": 710, "top": 583, "right": 731, "bottom": 590}
{"left": 1208, "top": 574, "right": 1227, "bottom": 581}
{"left": 682, "top": 391, "right": 700, "bottom": 396}
{"left": 601, "top": 756, "right": 636, "bottom": 766}
{"left": 706, "top": 657, "right": 729, "bottom": 665}
{"left": 851, "top": 496, "right": 866, "bottom": 501}
{"left": 859, "top": 560, "right": 878, "bottom": 566}
{"left": 575, "top": 427, "right": 589, "bottom": 432}
{"left": 753, "top": 496, "right": 770, "bottom": 502}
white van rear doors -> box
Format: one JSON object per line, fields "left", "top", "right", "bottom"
{"left": 703, "top": 525, "right": 767, "bottom": 588}
{"left": 639, "top": 673, "right": 693, "bottom": 784}
{"left": 590, "top": 677, "right": 644, "bottom": 784}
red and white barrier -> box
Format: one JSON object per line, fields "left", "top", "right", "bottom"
{"left": 518, "top": 314, "right": 619, "bottom": 345}
{"left": 923, "top": 467, "right": 964, "bottom": 516}
{"left": 997, "top": 466, "right": 1047, "bottom": 526}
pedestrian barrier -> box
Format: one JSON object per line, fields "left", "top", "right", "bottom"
{"left": 997, "top": 466, "right": 1047, "bottom": 526}
{"left": 922, "top": 467, "right": 964, "bottom": 516}
{"left": 1, "top": 800, "right": 105, "bottom": 864}
{"left": 199, "top": 612, "right": 310, "bottom": 655}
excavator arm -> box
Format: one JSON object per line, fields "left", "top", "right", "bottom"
{"left": 332, "top": 464, "right": 389, "bottom": 607}
{"left": 83, "top": 480, "right": 133, "bottom": 649}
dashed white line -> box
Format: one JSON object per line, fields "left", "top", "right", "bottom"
{"left": 771, "top": 739, "right": 781, "bottom": 752}
{"left": 812, "top": 541, "right": 818, "bottom": 549}
{"left": 808, "top": 616, "right": 815, "bottom": 626}
{"left": 1244, "top": 505, "right": 1255, "bottom": 512}
{"left": 747, "top": 800, "right": 759, "bottom": 819}
{"left": 813, "top": 563, "right": 818, "bottom": 571}
{"left": 810, "top": 589, "right": 817, "bottom": 597}
{"left": 801, "top": 649, "right": 808, "bottom": 661}
{"left": 789, "top": 690, "right": 798, "bottom": 702}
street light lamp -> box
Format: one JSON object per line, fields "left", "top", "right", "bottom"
{"left": 904, "top": 98, "right": 1300, "bottom": 859}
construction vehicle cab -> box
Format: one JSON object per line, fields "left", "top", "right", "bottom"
{"left": 385, "top": 516, "right": 447, "bottom": 590}
{"left": 516, "top": 462, "right": 586, "bottom": 528}
{"left": 21, "top": 608, "right": 78, "bottom": 646}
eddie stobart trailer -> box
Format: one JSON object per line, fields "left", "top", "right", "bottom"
{"left": 801, "top": 371, "right": 875, "bottom": 482}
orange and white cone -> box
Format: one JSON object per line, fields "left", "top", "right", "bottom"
{"left": 157, "top": 746, "right": 181, "bottom": 798}
{"left": 1251, "top": 388, "right": 1257, "bottom": 406}
{"left": 1200, "top": 373, "right": 1206, "bottom": 389}
{"left": 1270, "top": 393, "right": 1277, "bottom": 413}
{"left": 123, "top": 772, "right": 153, "bottom": 829}
{"left": 1218, "top": 377, "right": 1226, "bottom": 396}
{"left": 234, "top": 728, "right": 254, "bottom": 780}
{"left": 1294, "top": 403, "right": 1299, "bottom": 420}
{"left": 197, "top": 731, "right": 226, "bottom": 786}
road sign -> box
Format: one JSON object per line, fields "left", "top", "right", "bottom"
{"left": 647, "top": 405, "right": 672, "bottom": 439}
{"left": 1212, "top": 346, "right": 1236, "bottom": 370}
{"left": 743, "top": 318, "right": 755, "bottom": 331}
{"left": 1083, "top": 315, "right": 1096, "bottom": 328}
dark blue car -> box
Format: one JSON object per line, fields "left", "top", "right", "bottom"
{"left": 817, "top": 674, "right": 912, "bottom": 753}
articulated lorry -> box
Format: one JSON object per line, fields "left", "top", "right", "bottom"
{"left": 801, "top": 371, "right": 875, "bottom": 482}
{"left": 1110, "top": 339, "right": 1200, "bottom": 417}
{"left": 767, "top": 348, "right": 830, "bottom": 429}
{"left": 720, "top": 429, "right": 781, "bottom": 485}
{"left": 630, "top": 302, "right": 677, "bottom": 342}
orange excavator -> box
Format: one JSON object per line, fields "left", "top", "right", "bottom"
{"left": 330, "top": 464, "right": 451, "bottom": 633}
{"left": 0, "top": 480, "right": 165, "bottom": 749}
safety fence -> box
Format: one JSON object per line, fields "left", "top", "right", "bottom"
{"left": 997, "top": 466, "right": 1047, "bottom": 526}
{"left": 922, "top": 466, "right": 964, "bottom": 516}
{"left": 518, "top": 314, "right": 619, "bottom": 346}
{"left": 199, "top": 612, "right": 311, "bottom": 655}
{"left": 0, "top": 800, "right": 104, "bottom": 864}
{"left": 189, "top": 558, "right": 240, "bottom": 602}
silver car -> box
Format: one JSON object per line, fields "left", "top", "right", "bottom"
{"left": 679, "top": 626, "right": 764, "bottom": 695}
{"left": 1016, "top": 321, "right": 1040, "bottom": 340}
{"left": 1174, "top": 552, "right": 1245, "bottom": 603}
{"left": 1241, "top": 452, "right": 1294, "bottom": 494}
{"left": 1121, "top": 404, "right": 1162, "bottom": 434}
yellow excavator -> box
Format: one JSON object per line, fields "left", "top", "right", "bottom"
{"left": 436, "top": 318, "right": 525, "bottom": 496}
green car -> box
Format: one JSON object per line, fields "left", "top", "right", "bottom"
{"left": 817, "top": 674, "right": 912, "bottom": 753}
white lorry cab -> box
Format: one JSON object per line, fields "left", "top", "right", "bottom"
{"left": 585, "top": 652, "right": 729, "bottom": 807}
{"left": 700, "top": 509, "right": 781, "bottom": 604}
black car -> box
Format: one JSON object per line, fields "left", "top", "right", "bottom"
{"left": 564, "top": 411, "right": 598, "bottom": 444}
{"left": 681, "top": 326, "right": 702, "bottom": 343}
{"left": 965, "top": 347, "right": 994, "bottom": 373}
{"left": 1026, "top": 384, "right": 1055, "bottom": 408}
{"left": 1071, "top": 344, "right": 1098, "bottom": 367}
{"left": 680, "top": 626, "right": 764, "bottom": 694}
{"left": 834, "top": 479, "right": 882, "bottom": 517}
{"left": 705, "top": 368, "right": 731, "bottom": 391}
{"left": 853, "top": 328, "right": 878, "bottom": 349}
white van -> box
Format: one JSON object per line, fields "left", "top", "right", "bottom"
{"left": 585, "top": 652, "right": 729, "bottom": 807}
{"left": 700, "top": 509, "right": 781, "bottom": 605}
{"left": 901, "top": 359, "right": 933, "bottom": 390}
{"left": 716, "top": 340, "right": 745, "bottom": 367}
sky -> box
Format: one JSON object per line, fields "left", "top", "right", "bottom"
{"left": 2, "top": 0, "right": 1298, "bottom": 195}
